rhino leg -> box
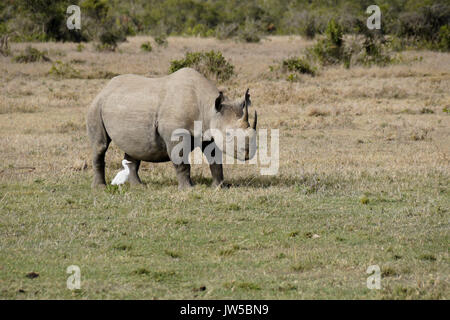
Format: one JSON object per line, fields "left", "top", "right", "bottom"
{"left": 91, "top": 140, "right": 110, "bottom": 188}
{"left": 202, "top": 141, "right": 224, "bottom": 187}
{"left": 173, "top": 163, "right": 193, "bottom": 189}
{"left": 164, "top": 141, "right": 193, "bottom": 189}
{"left": 124, "top": 153, "right": 142, "bottom": 185}
{"left": 209, "top": 163, "right": 224, "bottom": 187}
{"left": 87, "top": 105, "right": 111, "bottom": 188}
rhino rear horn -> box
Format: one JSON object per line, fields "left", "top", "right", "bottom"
{"left": 215, "top": 91, "right": 224, "bottom": 112}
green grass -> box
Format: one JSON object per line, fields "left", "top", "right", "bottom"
{"left": 0, "top": 171, "right": 448, "bottom": 299}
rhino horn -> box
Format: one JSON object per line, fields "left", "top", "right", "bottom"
{"left": 242, "top": 103, "right": 249, "bottom": 122}
{"left": 252, "top": 111, "right": 257, "bottom": 130}
{"left": 241, "top": 88, "right": 250, "bottom": 122}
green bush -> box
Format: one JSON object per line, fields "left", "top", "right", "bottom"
{"left": 307, "top": 19, "right": 349, "bottom": 66}
{"left": 347, "top": 34, "right": 397, "bottom": 67}
{"left": 97, "top": 28, "right": 126, "bottom": 51}
{"left": 307, "top": 20, "right": 397, "bottom": 68}
{"left": 140, "top": 41, "right": 153, "bottom": 52}
{"left": 169, "top": 50, "right": 234, "bottom": 82}
{"left": 437, "top": 25, "right": 450, "bottom": 51}
{"left": 215, "top": 23, "right": 239, "bottom": 40}
{"left": 48, "top": 60, "right": 80, "bottom": 78}
{"left": 76, "top": 43, "right": 85, "bottom": 52}
{"left": 154, "top": 34, "right": 168, "bottom": 47}
{"left": 186, "top": 24, "right": 214, "bottom": 37}
{"left": 237, "top": 19, "right": 262, "bottom": 43}
{"left": 396, "top": 4, "right": 450, "bottom": 42}
{"left": 282, "top": 57, "right": 316, "bottom": 76}
{"left": 13, "top": 46, "right": 50, "bottom": 63}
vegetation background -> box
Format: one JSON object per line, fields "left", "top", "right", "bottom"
{"left": 1, "top": 0, "right": 449, "bottom": 51}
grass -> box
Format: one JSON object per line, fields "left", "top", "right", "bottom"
{"left": 0, "top": 173, "right": 447, "bottom": 299}
{"left": 0, "top": 36, "right": 449, "bottom": 299}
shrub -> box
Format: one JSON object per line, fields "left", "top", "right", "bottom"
{"left": 76, "top": 44, "right": 85, "bottom": 52}
{"left": 396, "top": 4, "right": 450, "bottom": 43}
{"left": 140, "top": 41, "right": 152, "bottom": 52}
{"left": 215, "top": 23, "right": 239, "bottom": 40}
{"left": 437, "top": 25, "right": 450, "bottom": 51}
{"left": 13, "top": 46, "right": 50, "bottom": 63}
{"left": 308, "top": 20, "right": 397, "bottom": 68}
{"left": 96, "top": 28, "right": 126, "bottom": 51}
{"left": 307, "top": 19, "right": 349, "bottom": 66}
{"left": 346, "top": 34, "right": 396, "bottom": 67}
{"left": 169, "top": 50, "right": 234, "bottom": 82}
{"left": 154, "top": 34, "right": 168, "bottom": 47}
{"left": 186, "top": 24, "right": 214, "bottom": 37}
{"left": 282, "top": 57, "right": 316, "bottom": 76}
{"left": 48, "top": 60, "right": 80, "bottom": 78}
{"left": 237, "top": 19, "right": 262, "bottom": 43}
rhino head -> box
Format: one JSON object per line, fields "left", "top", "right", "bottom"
{"left": 208, "top": 89, "right": 257, "bottom": 161}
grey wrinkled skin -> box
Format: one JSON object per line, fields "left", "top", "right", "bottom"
{"left": 86, "top": 68, "right": 257, "bottom": 189}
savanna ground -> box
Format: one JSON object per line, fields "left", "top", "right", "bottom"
{"left": 0, "top": 36, "right": 449, "bottom": 299}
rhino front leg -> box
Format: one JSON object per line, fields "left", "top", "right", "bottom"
{"left": 165, "top": 139, "right": 194, "bottom": 189}
{"left": 202, "top": 141, "right": 224, "bottom": 187}
{"left": 173, "top": 163, "right": 193, "bottom": 189}
{"left": 209, "top": 163, "right": 224, "bottom": 187}
{"left": 124, "top": 153, "right": 142, "bottom": 185}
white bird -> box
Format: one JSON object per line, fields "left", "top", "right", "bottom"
{"left": 111, "top": 160, "right": 133, "bottom": 185}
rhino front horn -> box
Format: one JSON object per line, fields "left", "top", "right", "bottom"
{"left": 242, "top": 100, "right": 249, "bottom": 122}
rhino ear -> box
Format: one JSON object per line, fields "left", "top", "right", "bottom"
{"left": 215, "top": 91, "right": 224, "bottom": 112}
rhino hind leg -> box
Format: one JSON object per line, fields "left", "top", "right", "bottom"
{"left": 87, "top": 102, "right": 111, "bottom": 188}
{"left": 124, "top": 153, "right": 142, "bottom": 185}
{"left": 91, "top": 140, "right": 110, "bottom": 188}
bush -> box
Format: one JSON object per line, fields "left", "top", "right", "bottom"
{"left": 307, "top": 20, "right": 397, "bottom": 68}
{"left": 346, "top": 34, "right": 397, "bottom": 67}
{"left": 154, "top": 34, "right": 168, "bottom": 47}
{"left": 97, "top": 28, "right": 126, "bottom": 51}
{"left": 169, "top": 50, "right": 234, "bottom": 82}
{"left": 307, "top": 19, "right": 349, "bottom": 66}
{"left": 215, "top": 23, "right": 239, "bottom": 40}
{"left": 282, "top": 57, "right": 316, "bottom": 76}
{"left": 437, "top": 25, "right": 450, "bottom": 51}
{"left": 140, "top": 41, "right": 152, "bottom": 52}
{"left": 76, "top": 44, "right": 85, "bottom": 52}
{"left": 48, "top": 60, "right": 80, "bottom": 78}
{"left": 237, "top": 19, "right": 262, "bottom": 43}
{"left": 186, "top": 24, "right": 214, "bottom": 37}
{"left": 13, "top": 46, "right": 50, "bottom": 63}
{"left": 396, "top": 4, "right": 450, "bottom": 42}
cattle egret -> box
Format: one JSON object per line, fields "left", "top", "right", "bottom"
{"left": 111, "top": 160, "right": 132, "bottom": 185}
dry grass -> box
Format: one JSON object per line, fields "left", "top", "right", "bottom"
{"left": 0, "top": 36, "right": 449, "bottom": 299}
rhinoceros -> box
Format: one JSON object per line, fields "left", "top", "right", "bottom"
{"left": 86, "top": 67, "right": 257, "bottom": 189}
